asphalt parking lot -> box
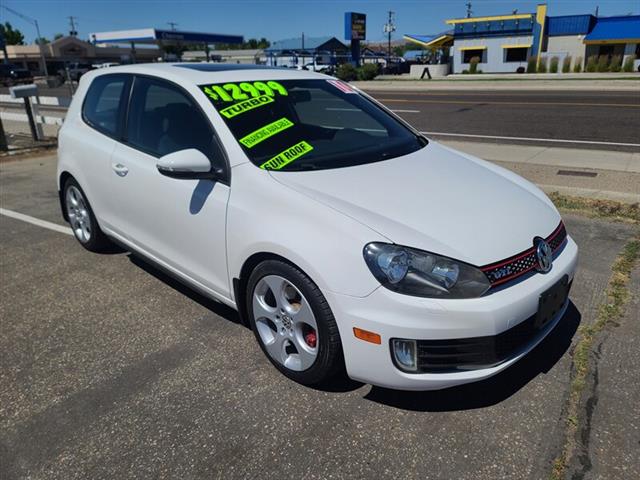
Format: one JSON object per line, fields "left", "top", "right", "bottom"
{"left": 1, "top": 155, "right": 638, "bottom": 479}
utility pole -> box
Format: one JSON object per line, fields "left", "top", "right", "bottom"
{"left": 68, "top": 16, "right": 78, "bottom": 36}
{"left": 594, "top": 6, "right": 599, "bottom": 17}
{"left": 383, "top": 11, "right": 395, "bottom": 67}
{"left": 1, "top": 5, "right": 49, "bottom": 76}
{"left": 466, "top": 2, "right": 473, "bottom": 18}
{"left": 167, "top": 22, "right": 178, "bottom": 31}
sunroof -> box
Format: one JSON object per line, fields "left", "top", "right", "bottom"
{"left": 173, "top": 63, "right": 286, "bottom": 72}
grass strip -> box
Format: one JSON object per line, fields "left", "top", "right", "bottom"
{"left": 550, "top": 235, "right": 640, "bottom": 479}
{"left": 548, "top": 192, "right": 639, "bottom": 224}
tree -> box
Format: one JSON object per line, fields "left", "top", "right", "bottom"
{"left": 0, "top": 22, "right": 25, "bottom": 45}
{"left": 36, "top": 37, "right": 50, "bottom": 44}
{"left": 54, "top": 33, "right": 64, "bottom": 40}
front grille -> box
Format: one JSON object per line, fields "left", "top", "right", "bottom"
{"left": 481, "top": 222, "right": 567, "bottom": 287}
{"left": 410, "top": 279, "right": 572, "bottom": 373}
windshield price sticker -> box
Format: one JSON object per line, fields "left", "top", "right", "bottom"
{"left": 239, "top": 117, "right": 294, "bottom": 148}
{"left": 260, "top": 141, "right": 314, "bottom": 170}
{"left": 327, "top": 79, "right": 357, "bottom": 94}
{"left": 203, "top": 81, "right": 288, "bottom": 102}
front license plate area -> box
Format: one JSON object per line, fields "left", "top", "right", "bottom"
{"left": 535, "top": 275, "right": 569, "bottom": 330}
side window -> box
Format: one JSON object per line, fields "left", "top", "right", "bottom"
{"left": 82, "top": 74, "right": 129, "bottom": 136}
{"left": 126, "top": 76, "right": 224, "bottom": 166}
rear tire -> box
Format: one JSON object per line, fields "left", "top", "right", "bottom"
{"left": 246, "top": 259, "right": 344, "bottom": 386}
{"left": 63, "top": 178, "right": 112, "bottom": 252}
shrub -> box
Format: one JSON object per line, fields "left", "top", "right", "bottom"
{"left": 537, "top": 56, "right": 547, "bottom": 73}
{"left": 357, "top": 63, "right": 379, "bottom": 81}
{"left": 462, "top": 69, "right": 469, "bottom": 74}
{"left": 622, "top": 56, "right": 634, "bottom": 72}
{"left": 516, "top": 66, "right": 525, "bottom": 74}
{"left": 585, "top": 55, "right": 598, "bottom": 72}
{"left": 596, "top": 55, "right": 609, "bottom": 72}
{"left": 549, "top": 56, "right": 559, "bottom": 73}
{"left": 469, "top": 56, "right": 480, "bottom": 74}
{"left": 335, "top": 63, "right": 358, "bottom": 81}
{"left": 573, "top": 56, "right": 583, "bottom": 72}
{"left": 562, "top": 56, "right": 571, "bottom": 73}
{"left": 526, "top": 56, "right": 537, "bottom": 73}
{"left": 609, "top": 55, "right": 622, "bottom": 72}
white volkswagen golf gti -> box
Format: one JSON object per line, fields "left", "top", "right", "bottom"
{"left": 57, "top": 64, "right": 578, "bottom": 390}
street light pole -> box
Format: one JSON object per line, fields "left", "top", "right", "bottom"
{"left": 383, "top": 11, "right": 396, "bottom": 67}
{"left": 34, "top": 19, "right": 49, "bottom": 77}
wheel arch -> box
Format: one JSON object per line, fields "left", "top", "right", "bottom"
{"left": 233, "top": 251, "right": 315, "bottom": 327}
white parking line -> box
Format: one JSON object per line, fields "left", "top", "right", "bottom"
{"left": 0, "top": 208, "right": 73, "bottom": 236}
{"left": 420, "top": 131, "right": 640, "bottom": 148}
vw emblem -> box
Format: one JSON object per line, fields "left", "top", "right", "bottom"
{"left": 534, "top": 237, "right": 553, "bottom": 273}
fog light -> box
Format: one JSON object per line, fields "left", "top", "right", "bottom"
{"left": 391, "top": 339, "right": 417, "bottom": 372}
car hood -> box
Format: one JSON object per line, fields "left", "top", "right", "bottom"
{"left": 269, "top": 141, "right": 561, "bottom": 266}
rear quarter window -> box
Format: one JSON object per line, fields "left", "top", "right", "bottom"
{"left": 82, "top": 74, "right": 129, "bottom": 137}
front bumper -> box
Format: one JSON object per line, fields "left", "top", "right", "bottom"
{"left": 326, "top": 236, "right": 579, "bottom": 391}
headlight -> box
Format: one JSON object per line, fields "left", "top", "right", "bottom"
{"left": 363, "top": 243, "right": 491, "bottom": 298}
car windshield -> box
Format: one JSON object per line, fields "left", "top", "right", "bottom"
{"left": 199, "top": 79, "right": 426, "bottom": 171}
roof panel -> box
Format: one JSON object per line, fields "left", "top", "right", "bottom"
{"left": 585, "top": 15, "right": 640, "bottom": 42}
{"left": 174, "top": 64, "right": 284, "bottom": 72}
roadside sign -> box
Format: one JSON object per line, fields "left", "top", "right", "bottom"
{"left": 345, "top": 12, "right": 366, "bottom": 41}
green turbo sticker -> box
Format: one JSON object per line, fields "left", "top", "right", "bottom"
{"left": 239, "top": 117, "right": 294, "bottom": 148}
{"left": 220, "top": 95, "right": 274, "bottom": 119}
{"left": 260, "top": 141, "right": 314, "bottom": 170}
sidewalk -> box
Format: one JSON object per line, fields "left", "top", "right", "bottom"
{"left": 353, "top": 75, "right": 640, "bottom": 91}
{"left": 581, "top": 267, "right": 640, "bottom": 479}
{"left": 437, "top": 139, "right": 640, "bottom": 203}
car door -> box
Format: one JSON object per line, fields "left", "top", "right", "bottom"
{"left": 108, "top": 75, "right": 231, "bottom": 299}
{"left": 70, "top": 73, "right": 132, "bottom": 230}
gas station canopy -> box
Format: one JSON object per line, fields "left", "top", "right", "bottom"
{"left": 89, "top": 28, "right": 243, "bottom": 45}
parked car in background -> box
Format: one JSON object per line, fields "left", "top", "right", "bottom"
{"left": 303, "top": 62, "right": 334, "bottom": 74}
{"left": 93, "top": 62, "right": 120, "bottom": 69}
{"left": 0, "top": 63, "right": 34, "bottom": 86}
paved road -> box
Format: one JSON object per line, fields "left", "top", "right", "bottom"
{"left": 3, "top": 85, "right": 639, "bottom": 151}
{"left": 1, "top": 155, "right": 638, "bottom": 479}
{"left": 366, "top": 89, "right": 640, "bottom": 151}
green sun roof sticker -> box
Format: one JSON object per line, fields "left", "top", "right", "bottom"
{"left": 239, "top": 117, "right": 294, "bottom": 149}
{"left": 219, "top": 95, "right": 274, "bottom": 119}
{"left": 260, "top": 141, "right": 314, "bottom": 170}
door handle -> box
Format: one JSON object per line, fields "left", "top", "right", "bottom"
{"left": 112, "top": 163, "right": 129, "bottom": 177}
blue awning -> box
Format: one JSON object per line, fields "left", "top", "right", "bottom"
{"left": 584, "top": 15, "right": 640, "bottom": 44}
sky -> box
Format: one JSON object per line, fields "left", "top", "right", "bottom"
{"left": 2, "top": 0, "right": 639, "bottom": 44}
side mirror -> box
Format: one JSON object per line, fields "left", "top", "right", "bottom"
{"left": 156, "top": 149, "right": 222, "bottom": 180}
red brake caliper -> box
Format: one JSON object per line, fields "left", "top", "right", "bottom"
{"left": 304, "top": 330, "right": 317, "bottom": 348}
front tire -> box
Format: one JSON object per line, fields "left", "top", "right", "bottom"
{"left": 247, "top": 260, "right": 344, "bottom": 386}
{"left": 63, "top": 178, "right": 112, "bottom": 252}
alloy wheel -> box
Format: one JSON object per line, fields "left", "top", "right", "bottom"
{"left": 66, "top": 185, "right": 92, "bottom": 243}
{"left": 252, "top": 275, "right": 319, "bottom": 371}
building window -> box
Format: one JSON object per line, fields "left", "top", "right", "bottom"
{"left": 462, "top": 49, "right": 485, "bottom": 63}
{"left": 504, "top": 47, "right": 528, "bottom": 62}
